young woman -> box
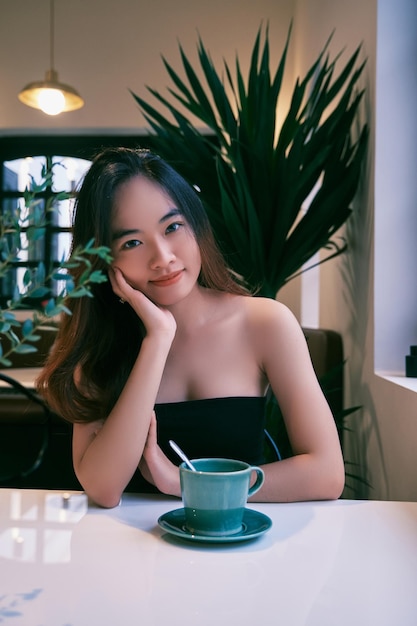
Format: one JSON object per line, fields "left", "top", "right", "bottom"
{"left": 37, "top": 147, "right": 345, "bottom": 508}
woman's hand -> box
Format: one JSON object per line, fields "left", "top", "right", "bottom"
{"left": 139, "top": 412, "right": 181, "bottom": 497}
{"left": 109, "top": 266, "right": 177, "bottom": 341}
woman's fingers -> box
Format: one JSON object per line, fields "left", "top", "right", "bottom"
{"left": 110, "top": 268, "right": 177, "bottom": 341}
{"left": 108, "top": 266, "right": 125, "bottom": 300}
{"left": 108, "top": 266, "right": 131, "bottom": 300}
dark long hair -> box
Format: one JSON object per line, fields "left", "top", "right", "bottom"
{"left": 37, "top": 147, "right": 249, "bottom": 423}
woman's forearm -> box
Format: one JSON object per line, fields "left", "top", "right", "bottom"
{"left": 74, "top": 335, "right": 172, "bottom": 507}
{"left": 249, "top": 451, "right": 345, "bottom": 503}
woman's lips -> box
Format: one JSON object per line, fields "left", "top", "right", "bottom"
{"left": 149, "top": 270, "right": 184, "bottom": 287}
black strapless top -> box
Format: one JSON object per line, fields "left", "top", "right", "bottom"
{"left": 126, "top": 396, "right": 267, "bottom": 493}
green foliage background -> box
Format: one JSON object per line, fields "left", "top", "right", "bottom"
{"left": 131, "top": 25, "right": 369, "bottom": 298}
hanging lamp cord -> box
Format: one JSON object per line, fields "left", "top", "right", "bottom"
{"left": 49, "top": 0, "right": 55, "bottom": 71}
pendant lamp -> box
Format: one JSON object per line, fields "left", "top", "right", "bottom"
{"left": 18, "top": 0, "right": 84, "bottom": 115}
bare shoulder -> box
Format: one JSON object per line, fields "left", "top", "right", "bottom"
{"left": 242, "top": 296, "right": 302, "bottom": 335}
{"left": 240, "top": 296, "right": 309, "bottom": 363}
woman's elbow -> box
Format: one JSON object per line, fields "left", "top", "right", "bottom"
{"left": 86, "top": 487, "right": 122, "bottom": 509}
{"left": 76, "top": 475, "right": 123, "bottom": 508}
{"left": 322, "top": 461, "right": 345, "bottom": 500}
{"left": 97, "top": 492, "right": 122, "bottom": 508}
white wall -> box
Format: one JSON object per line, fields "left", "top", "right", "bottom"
{"left": 374, "top": 0, "right": 417, "bottom": 374}
{"left": 1, "top": 0, "right": 416, "bottom": 501}
{"left": 0, "top": 0, "right": 294, "bottom": 131}
{"left": 294, "top": 0, "right": 417, "bottom": 501}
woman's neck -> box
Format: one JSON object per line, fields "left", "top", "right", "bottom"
{"left": 168, "top": 286, "right": 233, "bottom": 337}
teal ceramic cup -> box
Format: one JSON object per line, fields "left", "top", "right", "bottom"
{"left": 179, "top": 458, "right": 265, "bottom": 537}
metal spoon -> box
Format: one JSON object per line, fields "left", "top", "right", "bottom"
{"left": 169, "top": 440, "right": 197, "bottom": 471}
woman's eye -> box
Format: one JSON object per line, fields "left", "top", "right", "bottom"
{"left": 122, "top": 239, "right": 141, "bottom": 250}
{"left": 166, "top": 221, "right": 183, "bottom": 234}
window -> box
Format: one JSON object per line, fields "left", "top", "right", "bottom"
{"left": 374, "top": 0, "right": 417, "bottom": 382}
{"left": 1, "top": 155, "right": 90, "bottom": 306}
{"left": 0, "top": 134, "right": 149, "bottom": 308}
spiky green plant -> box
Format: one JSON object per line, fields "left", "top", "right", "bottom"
{"left": 131, "top": 26, "right": 369, "bottom": 492}
{"left": 131, "top": 25, "right": 368, "bottom": 298}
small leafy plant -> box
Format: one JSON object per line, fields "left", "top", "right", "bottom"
{"left": 0, "top": 165, "right": 111, "bottom": 367}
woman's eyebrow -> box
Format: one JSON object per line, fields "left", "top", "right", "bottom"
{"left": 112, "top": 228, "right": 139, "bottom": 242}
{"left": 159, "top": 208, "right": 181, "bottom": 223}
{"left": 111, "top": 209, "right": 181, "bottom": 242}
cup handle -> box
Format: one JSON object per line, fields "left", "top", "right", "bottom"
{"left": 248, "top": 466, "right": 265, "bottom": 497}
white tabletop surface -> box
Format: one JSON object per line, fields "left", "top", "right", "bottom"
{"left": 0, "top": 489, "right": 416, "bottom": 626}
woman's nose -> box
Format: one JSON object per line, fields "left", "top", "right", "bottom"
{"left": 149, "top": 239, "right": 175, "bottom": 269}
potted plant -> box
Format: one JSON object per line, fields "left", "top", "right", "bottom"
{"left": 130, "top": 24, "right": 369, "bottom": 489}
{"left": 131, "top": 24, "right": 369, "bottom": 297}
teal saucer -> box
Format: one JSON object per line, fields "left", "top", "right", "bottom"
{"left": 158, "top": 507, "right": 272, "bottom": 543}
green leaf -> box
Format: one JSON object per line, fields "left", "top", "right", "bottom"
{"left": 35, "top": 262, "right": 46, "bottom": 284}
{"left": 13, "top": 344, "right": 38, "bottom": 354}
{"left": 22, "top": 319, "right": 34, "bottom": 337}
{"left": 52, "top": 272, "right": 72, "bottom": 281}
{"left": 1, "top": 312, "right": 16, "bottom": 322}
{"left": 44, "top": 299, "right": 57, "bottom": 315}
{"left": 88, "top": 270, "right": 109, "bottom": 284}
{"left": 23, "top": 269, "right": 32, "bottom": 287}
{"left": 69, "top": 287, "right": 93, "bottom": 298}
{"left": 30, "top": 287, "right": 50, "bottom": 298}
{"left": 23, "top": 333, "right": 41, "bottom": 343}
{"left": 26, "top": 225, "right": 46, "bottom": 241}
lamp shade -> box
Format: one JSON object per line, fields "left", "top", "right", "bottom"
{"left": 18, "top": 69, "right": 84, "bottom": 116}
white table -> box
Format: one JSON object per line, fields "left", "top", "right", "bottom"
{"left": 0, "top": 489, "right": 416, "bottom": 626}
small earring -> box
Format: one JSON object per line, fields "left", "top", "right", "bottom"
{"left": 119, "top": 298, "right": 125, "bottom": 304}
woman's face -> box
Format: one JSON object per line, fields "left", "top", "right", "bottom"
{"left": 110, "top": 175, "right": 202, "bottom": 306}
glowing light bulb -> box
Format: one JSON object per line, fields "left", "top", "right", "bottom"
{"left": 38, "top": 88, "right": 65, "bottom": 115}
